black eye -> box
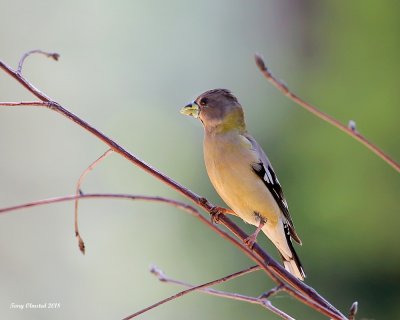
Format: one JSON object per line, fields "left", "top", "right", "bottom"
{"left": 199, "top": 98, "right": 208, "bottom": 106}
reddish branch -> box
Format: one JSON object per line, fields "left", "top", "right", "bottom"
{"left": 0, "top": 194, "right": 202, "bottom": 216}
{"left": 0, "top": 101, "right": 46, "bottom": 106}
{"left": 123, "top": 265, "right": 271, "bottom": 320}
{"left": 145, "top": 265, "right": 295, "bottom": 320}
{"left": 74, "top": 149, "right": 113, "bottom": 254}
{"left": 0, "top": 193, "right": 356, "bottom": 319}
{"left": 0, "top": 51, "right": 354, "bottom": 319}
{"left": 255, "top": 53, "right": 400, "bottom": 173}
{"left": 17, "top": 49, "right": 59, "bottom": 74}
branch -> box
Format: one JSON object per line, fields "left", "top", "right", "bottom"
{"left": 0, "top": 193, "right": 289, "bottom": 319}
{"left": 0, "top": 51, "right": 348, "bottom": 320}
{"left": 123, "top": 265, "right": 273, "bottom": 320}
{"left": 138, "top": 265, "right": 295, "bottom": 320}
{"left": 150, "top": 264, "right": 260, "bottom": 293}
{"left": 0, "top": 193, "right": 216, "bottom": 221}
{"left": 74, "top": 149, "right": 113, "bottom": 254}
{"left": 17, "top": 49, "right": 59, "bottom": 74}
{"left": 0, "top": 101, "right": 47, "bottom": 107}
{"left": 255, "top": 53, "right": 400, "bottom": 173}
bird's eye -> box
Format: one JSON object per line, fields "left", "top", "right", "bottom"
{"left": 199, "top": 98, "right": 208, "bottom": 106}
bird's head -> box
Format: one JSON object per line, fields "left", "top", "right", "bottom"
{"left": 180, "top": 89, "right": 246, "bottom": 133}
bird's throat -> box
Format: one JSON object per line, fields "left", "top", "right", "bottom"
{"left": 212, "top": 109, "right": 246, "bottom": 134}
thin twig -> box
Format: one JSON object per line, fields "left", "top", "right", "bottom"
{"left": 255, "top": 53, "right": 400, "bottom": 173}
{"left": 0, "top": 101, "right": 47, "bottom": 107}
{"left": 139, "top": 265, "right": 294, "bottom": 320}
{"left": 74, "top": 149, "right": 113, "bottom": 254}
{"left": 259, "top": 284, "right": 284, "bottom": 299}
{"left": 17, "top": 49, "right": 59, "bottom": 74}
{"left": 0, "top": 194, "right": 203, "bottom": 217}
{"left": 123, "top": 265, "right": 263, "bottom": 319}
{"left": 150, "top": 264, "right": 260, "bottom": 286}
{"left": 0, "top": 51, "right": 348, "bottom": 320}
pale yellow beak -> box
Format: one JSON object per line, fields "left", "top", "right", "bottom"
{"left": 180, "top": 102, "right": 200, "bottom": 118}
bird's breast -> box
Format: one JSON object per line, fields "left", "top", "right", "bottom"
{"left": 203, "top": 132, "right": 280, "bottom": 225}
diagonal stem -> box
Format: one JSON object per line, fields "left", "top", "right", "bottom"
{"left": 122, "top": 265, "right": 263, "bottom": 320}
{"left": 145, "top": 265, "right": 294, "bottom": 320}
{"left": 255, "top": 53, "right": 400, "bottom": 173}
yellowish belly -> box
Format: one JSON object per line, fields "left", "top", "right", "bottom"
{"left": 203, "top": 133, "right": 280, "bottom": 226}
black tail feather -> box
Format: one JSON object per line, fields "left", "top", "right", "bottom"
{"left": 282, "top": 223, "right": 306, "bottom": 279}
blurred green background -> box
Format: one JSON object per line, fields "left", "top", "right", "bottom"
{"left": 1, "top": 0, "right": 399, "bottom": 319}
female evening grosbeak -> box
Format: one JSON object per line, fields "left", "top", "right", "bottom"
{"left": 180, "top": 89, "right": 305, "bottom": 280}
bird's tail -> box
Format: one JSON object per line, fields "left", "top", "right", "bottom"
{"left": 262, "top": 222, "right": 305, "bottom": 281}
{"left": 280, "top": 245, "right": 305, "bottom": 281}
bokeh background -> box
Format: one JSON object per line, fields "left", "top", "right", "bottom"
{"left": 1, "top": 1, "right": 399, "bottom": 319}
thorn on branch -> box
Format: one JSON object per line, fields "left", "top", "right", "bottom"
{"left": 348, "top": 301, "right": 358, "bottom": 320}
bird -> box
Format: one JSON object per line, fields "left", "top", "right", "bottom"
{"left": 180, "top": 89, "right": 305, "bottom": 280}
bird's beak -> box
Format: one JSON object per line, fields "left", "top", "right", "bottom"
{"left": 180, "top": 102, "right": 200, "bottom": 118}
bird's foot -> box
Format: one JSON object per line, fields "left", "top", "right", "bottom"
{"left": 244, "top": 234, "right": 257, "bottom": 249}
{"left": 198, "top": 198, "right": 222, "bottom": 224}
{"left": 244, "top": 218, "right": 265, "bottom": 249}
{"left": 209, "top": 206, "right": 225, "bottom": 224}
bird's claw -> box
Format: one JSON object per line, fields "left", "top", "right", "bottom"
{"left": 209, "top": 206, "right": 223, "bottom": 224}
{"left": 243, "top": 234, "right": 257, "bottom": 249}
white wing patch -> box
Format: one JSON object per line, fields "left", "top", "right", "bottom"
{"left": 264, "top": 167, "right": 273, "bottom": 184}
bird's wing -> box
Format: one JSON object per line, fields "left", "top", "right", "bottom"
{"left": 244, "top": 133, "right": 302, "bottom": 244}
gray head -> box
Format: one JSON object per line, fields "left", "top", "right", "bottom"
{"left": 181, "top": 89, "right": 246, "bottom": 133}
